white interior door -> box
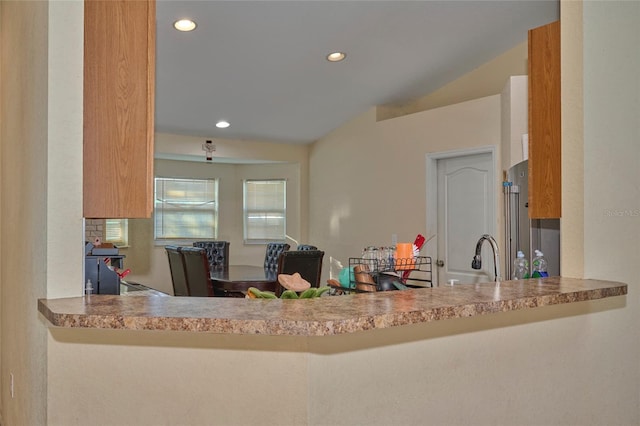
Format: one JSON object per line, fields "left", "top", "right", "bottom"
{"left": 436, "top": 152, "right": 496, "bottom": 285}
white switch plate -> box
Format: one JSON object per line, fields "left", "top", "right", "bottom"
{"left": 10, "top": 372, "right": 14, "bottom": 398}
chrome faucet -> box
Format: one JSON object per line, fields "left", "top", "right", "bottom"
{"left": 471, "top": 234, "right": 501, "bottom": 282}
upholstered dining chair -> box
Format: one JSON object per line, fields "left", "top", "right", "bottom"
{"left": 263, "top": 242, "right": 290, "bottom": 272}
{"left": 275, "top": 250, "right": 325, "bottom": 297}
{"left": 165, "top": 245, "right": 189, "bottom": 296}
{"left": 296, "top": 244, "right": 318, "bottom": 251}
{"left": 180, "top": 247, "right": 215, "bottom": 297}
{"left": 193, "top": 241, "right": 230, "bottom": 271}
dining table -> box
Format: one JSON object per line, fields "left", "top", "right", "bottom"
{"left": 210, "top": 265, "right": 278, "bottom": 297}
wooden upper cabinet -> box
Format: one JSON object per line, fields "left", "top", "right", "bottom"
{"left": 528, "top": 20, "right": 561, "bottom": 219}
{"left": 83, "top": 0, "right": 155, "bottom": 218}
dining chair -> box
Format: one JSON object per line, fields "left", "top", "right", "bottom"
{"left": 193, "top": 241, "right": 230, "bottom": 271}
{"left": 165, "top": 245, "right": 190, "bottom": 296}
{"left": 275, "top": 250, "right": 325, "bottom": 297}
{"left": 296, "top": 244, "right": 318, "bottom": 251}
{"left": 263, "top": 243, "right": 290, "bottom": 272}
{"left": 180, "top": 247, "right": 215, "bottom": 297}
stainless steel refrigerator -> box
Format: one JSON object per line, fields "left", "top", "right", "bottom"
{"left": 504, "top": 160, "right": 560, "bottom": 278}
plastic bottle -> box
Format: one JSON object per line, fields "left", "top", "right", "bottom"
{"left": 512, "top": 250, "right": 530, "bottom": 280}
{"left": 531, "top": 250, "right": 549, "bottom": 278}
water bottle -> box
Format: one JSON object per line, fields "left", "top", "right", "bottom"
{"left": 531, "top": 250, "right": 549, "bottom": 278}
{"left": 512, "top": 250, "right": 529, "bottom": 280}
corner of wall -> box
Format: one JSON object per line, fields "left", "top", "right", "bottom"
{"left": 560, "top": 0, "right": 584, "bottom": 278}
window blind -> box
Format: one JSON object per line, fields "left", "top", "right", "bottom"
{"left": 243, "top": 179, "right": 286, "bottom": 243}
{"left": 104, "top": 219, "right": 128, "bottom": 246}
{"left": 154, "top": 177, "right": 218, "bottom": 240}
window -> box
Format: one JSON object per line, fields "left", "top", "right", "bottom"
{"left": 154, "top": 177, "right": 218, "bottom": 241}
{"left": 104, "top": 219, "right": 129, "bottom": 247}
{"left": 243, "top": 179, "right": 286, "bottom": 243}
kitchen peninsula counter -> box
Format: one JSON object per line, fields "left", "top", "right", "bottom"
{"left": 38, "top": 277, "right": 626, "bottom": 336}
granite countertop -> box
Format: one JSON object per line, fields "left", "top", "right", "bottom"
{"left": 38, "top": 277, "right": 627, "bottom": 336}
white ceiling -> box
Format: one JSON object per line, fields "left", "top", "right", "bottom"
{"left": 155, "top": 0, "right": 559, "bottom": 145}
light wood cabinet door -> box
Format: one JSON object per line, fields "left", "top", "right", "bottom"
{"left": 83, "top": 0, "right": 155, "bottom": 218}
{"left": 528, "top": 20, "right": 561, "bottom": 219}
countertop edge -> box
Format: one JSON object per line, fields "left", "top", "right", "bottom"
{"left": 38, "top": 278, "right": 628, "bottom": 336}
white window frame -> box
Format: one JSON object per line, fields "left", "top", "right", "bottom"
{"left": 103, "top": 219, "right": 129, "bottom": 247}
{"left": 243, "top": 179, "right": 286, "bottom": 244}
{"left": 154, "top": 177, "right": 219, "bottom": 244}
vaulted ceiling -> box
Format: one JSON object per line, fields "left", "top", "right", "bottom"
{"left": 155, "top": 1, "right": 559, "bottom": 145}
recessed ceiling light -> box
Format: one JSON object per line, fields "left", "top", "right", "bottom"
{"left": 216, "top": 121, "right": 230, "bottom": 129}
{"left": 326, "top": 52, "right": 346, "bottom": 62}
{"left": 174, "top": 19, "right": 197, "bottom": 32}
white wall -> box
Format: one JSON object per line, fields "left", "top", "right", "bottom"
{"left": 308, "top": 296, "right": 630, "bottom": 426}
{"left": 2, "top": 1, "right": 48, "bottom": 424}
{"left": 1, "top": 1, "right": 85, "bottom": 424}
{"left": 47, "top": 328, "right": 314, "bottom": 426}
{"left": 500, "top": 75, "right": 529, "bottom": 171}
{"left": 124, "top": 132, "right": 311, "bottom": 293}
{"left": 3, "top": 1, "right": 638, "bottom": 425}
{"left": 309, "top": 96, "right": 501, "bottom": 282}
{"left": 579, "top": 3, "right": 640, "bottom": 419}
{"left": 582, "top": 2, "right": 640, "bottom": 281}
{"left": 560, "top": 1, "right": 585, "bottom": 279}
{"left": 124, "top": 159, "right": 303, "bottom": 294}
{"left": 379, "top": 40, "right": 528, "bottom": 120}
{"left": 155, "top": 132, "right": 309, "bottom": 165}
{"left": 304, "top": 3, "right": 640, "bottom": 425}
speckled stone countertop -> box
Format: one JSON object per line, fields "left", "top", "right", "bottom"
{"left": 38, "top": 277, "right": 627, "bottom": 336}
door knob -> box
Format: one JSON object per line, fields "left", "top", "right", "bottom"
{"left": 436, "top": 259, "right": 445, "bottom": 267}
